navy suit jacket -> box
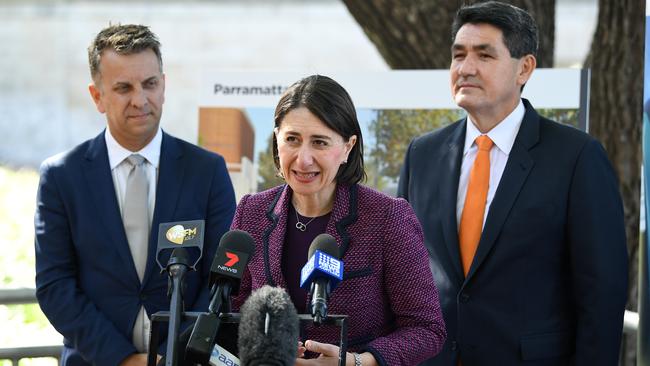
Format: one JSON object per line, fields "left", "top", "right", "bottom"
{"left": 34, "top": 131, "right": 236, "bottom": 366}
{"left": 398, "top": 99, "right": 628, "bottom": 366}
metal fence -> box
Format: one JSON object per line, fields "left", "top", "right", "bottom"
{"left": 0, "top": 288, "right": 642, "bottom": 365}
{"left": 0, "top": 288, "right": 61, "bottom": 366}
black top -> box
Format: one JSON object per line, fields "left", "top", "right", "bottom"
{"left": 282, "top": 204, "right": 331, "bottom": 313}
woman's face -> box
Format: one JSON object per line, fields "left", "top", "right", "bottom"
{"left": 275, "top": 107, "right": 356, "bottom": 203}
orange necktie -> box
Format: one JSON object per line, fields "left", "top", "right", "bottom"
{"left": 459, "top": 135, "right": 493, "bottom": 276}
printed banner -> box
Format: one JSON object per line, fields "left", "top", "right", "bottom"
{"left": 197, "top": 70, "right": 587, "bottom": 202}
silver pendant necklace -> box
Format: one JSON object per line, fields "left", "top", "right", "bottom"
{"left": 295, "top": 210, "right": 316, "bottom": 232}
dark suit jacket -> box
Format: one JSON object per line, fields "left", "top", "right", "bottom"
{"left": 398, "top": 99, "right": 628, "bottom": 366}
{"left": 230, "top": 183, "right": 447, "bottom": 366}
{"left": 34, "top": 131, "right": 236, "bottom": 366}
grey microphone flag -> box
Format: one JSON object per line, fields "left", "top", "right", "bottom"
{"left": 238, "top": 285, "right": 299, "bottom": 366}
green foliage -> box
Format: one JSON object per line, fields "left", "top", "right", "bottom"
{"left": 0, "top": 167, "right": 38, "bottom": 288}
{"left": 536, "top": 109, "right": 580, "bottom": 128}
{"left": 0, "top": 166, "right": 62, "bottom": 361}
{"left": 15, "top": 304, "right": 48, "bottom": 324}
{"left": 257, "top": 132, "right": 285, "bottom": 192}
{"left": 363, "top": 155, "right": 390, "bottom": 191}
{"left": 369, "top": 109, "right": 464, "bottom": 179}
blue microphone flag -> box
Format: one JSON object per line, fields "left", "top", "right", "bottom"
{"left": 299, "top": 250, "right": 343, "bottom": 291}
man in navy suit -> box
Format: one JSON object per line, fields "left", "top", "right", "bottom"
{"left": 34, "top": 24, "right": 236, "bottom": 366}
{"left": 398, "top": 2, "right": 628, "bottom": 365}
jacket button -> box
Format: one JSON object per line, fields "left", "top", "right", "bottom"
{"left": 460, "top": 293, "right": 470, "bottom": 303}
{"left": 451, "top": 341, "right": 458, "bottom": 351}
{"left": 140, "top": 294, "right": 148, "bottom": 301}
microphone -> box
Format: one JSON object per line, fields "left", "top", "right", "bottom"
{"left": 238, "top": 286, "right": 299, "bottom": 366}
{"left": 165, "top": 247, "right": 191, "bottom": 366}
{"left": 148, "top": 220, "right": 205, "bottom": 366}
{"left": 208, "top": 230, "right": 255, "bottom": 308}
{"left": 186, "top": 230, "right": 255, "bottom": 365}
{"left": 299, "top": 234, "right": 343, "bottom": 325}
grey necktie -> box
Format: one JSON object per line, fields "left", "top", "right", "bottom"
{"left": 123, "top": 154, "right": 149, "bottom": 282}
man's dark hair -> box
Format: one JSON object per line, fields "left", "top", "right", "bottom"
{"left": 273, "top": 74, "right": 366, "bottom": 185}
{"left": 451, "top": 1, "right": 538, "bottom": 59}
{"left": 88, "top": 24, "right": 162, "bottom": 83}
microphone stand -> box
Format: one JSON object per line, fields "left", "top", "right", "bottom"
{"left": 208, "top": 281, "right": 232, "bottom": 314}
{"left": 165, "top": 249, "right": 190, "bottom": 366}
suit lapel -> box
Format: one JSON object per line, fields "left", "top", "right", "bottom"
{"left": 464, "top": 101, "right": 539, "bottom": 281}
{"left": 82, "top": 131, "right": 140, "bottom": 283}
{"left": 329, "top": 184, "right": 357, "bottom": 259}
{"left": 145, "top": 132, "right": 184, "bottom": 283}
{"left": 439, "top": 121, "right": 466, "bottom": 281}
{"left": 264, "top": 186, "right": 289, "bottom": 287}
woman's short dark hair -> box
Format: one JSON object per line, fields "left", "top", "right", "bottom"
{"left": 273, "top": 75, "right": 365, "bottom": 185}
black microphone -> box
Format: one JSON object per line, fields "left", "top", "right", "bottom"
{"left": 299, "top": 234, "right": 343, "bottom": 325}
{"left": 208, "top": 230, "right": 255, "bottom": 310}
{"left": 165, "top": 247, "right": 191, "bottom": 366}
{"left": 148, "top": 220, "right": 205, "bottom": 366}
{"left": 186, "top": 230, "right": 255, "bottom": 365}
{"left": 238, "top": 286, "right": 299, "bottom": 366}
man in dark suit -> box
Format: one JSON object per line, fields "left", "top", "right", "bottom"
{"left": 397, "top": 2, "right": 628, "bottom": 365}
{"left": 34, "top": 24, "right": 236, "bottom": 366}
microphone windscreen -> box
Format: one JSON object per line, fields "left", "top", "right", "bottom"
{"left": 209, "top": 230, "right": 256, "bottom": 292}
{"left": 218, "top": 230, "right": 255, "bottom": 257}
{"left": 307, "top": 233, "right": 339, "bottom": 259}
{"left": 238, "top": 286, "right": 299, "bottom": 366}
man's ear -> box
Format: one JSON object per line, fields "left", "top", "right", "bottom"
{"left": 516, "top": 54, "right": 537, "bottom": 87}
{"left": 88, "top": 83, "right": 105, "bottom": 114}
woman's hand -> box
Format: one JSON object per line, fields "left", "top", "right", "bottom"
{"left": 294, "top": 340, "right": 377, "bottom": 366}
{"left": 297, "top": 341, "right": 307, "bottom": 359}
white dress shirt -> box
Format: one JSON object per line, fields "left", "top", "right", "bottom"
{"left": 105, "top": 126, "right": 162, "bottom": 353}
{"left": 456, "top": 100, "right": 525, "bottom": 230}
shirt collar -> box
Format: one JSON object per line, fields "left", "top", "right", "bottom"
{"left": 105, "top": 127, "right": 162, "bottom": 170}
{"left": 463, "top": 99, "right": 525, "bottom": 155}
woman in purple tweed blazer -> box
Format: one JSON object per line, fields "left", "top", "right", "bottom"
{"left": 231, "top": 75, "right": 446, "bottom": 365}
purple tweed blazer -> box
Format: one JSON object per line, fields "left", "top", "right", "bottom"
{"left": 231, "top": 183, "right": 446, "bottom": 365}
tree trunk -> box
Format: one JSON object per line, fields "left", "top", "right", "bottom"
{"left": 585, "top": 1, "right": 644, "bottom": 364}
{"left": 342, "top": 0, "right": 555, "bottom": 68}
